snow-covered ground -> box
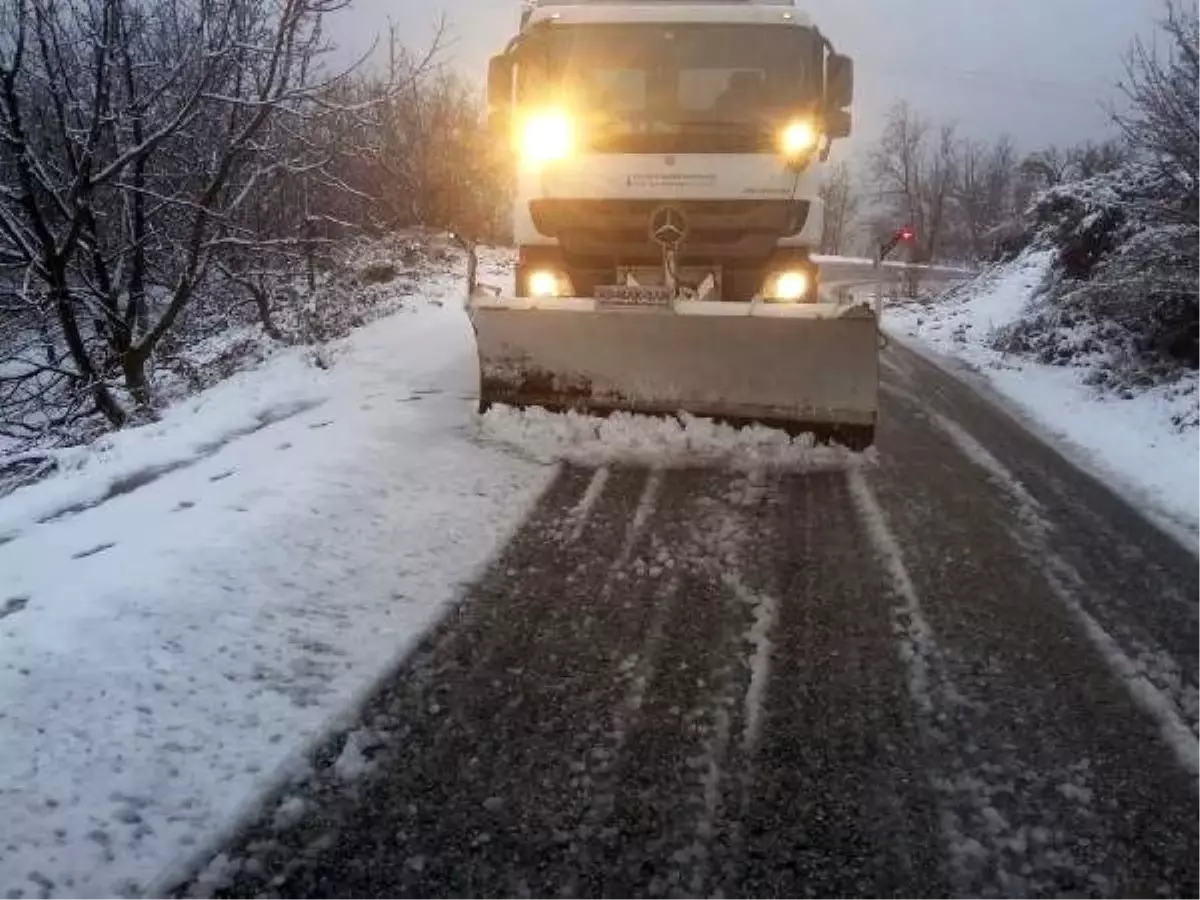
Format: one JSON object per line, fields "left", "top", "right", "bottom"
{"left": 2, "top": 236, "right": 1193, "bottom": 897}
{"left": 0, "top": 244, "right": 879, "bottom": 899}
{"left": 886, "top": 251, "right": 1199, "bottom": 545}
{"left": 0, "top": 257, "right": 559, "bottom": 899}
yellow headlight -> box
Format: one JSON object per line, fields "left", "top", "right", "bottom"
{"left": 770, "top": 270, "right": 810, "bottom": 301}
{"left": 779, "top": 119, "right": 818, "bottom": 159}
{"left": 527, "top": 269, "right": 564, "bottom": 297}
{"left": 520, "top": 111, "right": 574, "bottom": 164}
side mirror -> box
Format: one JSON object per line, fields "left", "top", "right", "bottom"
{"left": 825, "top": 108, "right": 851, "bottom": 139}
{"left": 487, "top": 54, "right": 514, "bottom": 111}
{"left": 826, "top": 53, "right": 853, "bottom": 109}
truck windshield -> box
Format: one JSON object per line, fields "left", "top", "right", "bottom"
{"left": 516, "top": 23, "right": 820, "bottom": 151}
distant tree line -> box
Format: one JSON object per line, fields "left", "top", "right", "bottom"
{"left": 821, "top": 0, "right": 1197, "bottom": 374}
{"left": 818, "top": 113, "right": 1129, "bottom": 264}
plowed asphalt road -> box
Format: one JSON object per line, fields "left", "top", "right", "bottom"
{"left": 173, "top": 340, "right": 1198, "bottom": 899}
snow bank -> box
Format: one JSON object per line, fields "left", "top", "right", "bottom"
{"left": 892, "top": 251, "right": 1054, "bottom": 349}
{"left": 0, "top": 353, "right": 327, "bottom": 541}
{"left": 477, "top": 404, "right": 874, "bottom": 471}
{"left": 887, "top": 251, "right": 1199, "bottom": 542}
{"left": 0, "top": 258, "right": 552, "bottom": 899}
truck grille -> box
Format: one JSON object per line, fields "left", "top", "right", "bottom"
{"left": 529, "top": 199, "right": 810, "bottom": 260}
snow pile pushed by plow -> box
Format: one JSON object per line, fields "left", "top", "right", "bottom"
{"left": 477, "top": 404, "right": 876, "bottom": 470}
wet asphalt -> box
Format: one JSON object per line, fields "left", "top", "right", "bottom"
{"left": 172, "top": 341, "right": 1198, "bottom": 899}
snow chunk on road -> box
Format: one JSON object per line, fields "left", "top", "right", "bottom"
{"left": 478, "top": 405, "right": 874, "bottom": 470}
{"left": 887, "top": 251, "right": 1199, "bottom": 543}
{"left": 333, "top": 729, "right": 379, "bottom": 781}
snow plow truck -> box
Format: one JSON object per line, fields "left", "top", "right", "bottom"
{"left": 467, "top": 0, "right": 878, "bottom": 448}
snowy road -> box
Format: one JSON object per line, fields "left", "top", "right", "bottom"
{"left": 175, "top": 341, "right": 1198, "bottom": 898}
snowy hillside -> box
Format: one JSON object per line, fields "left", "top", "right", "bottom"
{"left": 888, "top": 176, "right": 1200, "bottom": 549}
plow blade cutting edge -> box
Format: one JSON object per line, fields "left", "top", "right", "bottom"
{"left": 467, "top": 291, "right": 881, "bottom": 450}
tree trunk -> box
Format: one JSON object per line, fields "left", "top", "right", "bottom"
{"left": 121, "top": 348, "right": 152, "bottom": 411}
{"left": 51, "top": 279, "right": 127, "bottom": 427}
{"left": 253, "top": 282, "right": 286, "bottom": 342}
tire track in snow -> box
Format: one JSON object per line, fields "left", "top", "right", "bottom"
{"left": 666, "top": 471, "right": 765, "bottom": 898}
{"left": 887, "top": 346, "right": 1198, "bottom": 725}
{"left": 672, "top": 468, "right": 782, "bottom": 898}
{"left": 847, "top": 467, "right": 1112, "bottom": 896}
{"left": 557, "top": 566, "right": 675, "bottom": 892}
{"left": 1040, "top": 479, "right": 1196, "bottom": 613}
{"left": 708, "top": 477, "right": 788, "bottom": 900}
{"left": 581, "top": 573, "right": 682, "bottom": 814}
{"left": 170, "top": 462, "right": 639, "bottom": 899}
{"left": 1035, "top": 473, "right": 1200, "bottom": 732}
{"left": 871, "top": 385, "right": 1197, "bottom": 896}
{"left": 709, "top": 570, "right": 780, "bottom": 898}
{"left": 555, "top": 466, "right": 731, "bottom": 898}
{"left": 562, "top": 464, "right": 610, "bottom": 543}
{"left": 880, "top": 353, "right": 916, "bottom": 386}
{"left": 924, "top": 409, "right": 1199, "bottom": 773}
{"left": 393, "top": 465, "right": 647, "bottom": 897}
{"left": 846, "top": 468, "right": 940, "bottom": 717}
{"left": 722, "top": 573, "right": 778, "bottom": 757}
{"left": 621, "top": 467, "right": 664, "bottom": 557}
{"left": 570, "top": 467, "right": 768, "bottom": 898}
{"left": 728, "top": 467, "right": 946, "bottom": 898}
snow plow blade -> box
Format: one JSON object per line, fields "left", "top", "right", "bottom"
{"left": 468, "top": 294, "right": 880, "bottom": 450}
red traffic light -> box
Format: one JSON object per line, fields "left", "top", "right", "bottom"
{"left": 879, "top": 225, "right": 916, "bottom": 261}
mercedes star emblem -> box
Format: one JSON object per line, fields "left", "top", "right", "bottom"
{"left": 649, "top": 206, "right": 687, "bottom": 248}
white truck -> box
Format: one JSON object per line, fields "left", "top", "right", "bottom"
{"left": 467, "top": 0, "right": 879, "bottom": 448}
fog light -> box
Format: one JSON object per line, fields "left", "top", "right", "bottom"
{"left": 768, "top": 270, "right": 810, "bottom": 301}
{"left": 528, "top": 269, "right": 563, "bottom": 297}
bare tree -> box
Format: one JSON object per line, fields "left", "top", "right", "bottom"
{"left": 923, "top": 123, "right": 959, "bottom": 261}
{"left": 0, "top": 0, "right": 442, "bottom": 435}
{"left": 365, "top": 62, "right": 511, "bottom": 242}
{"left": 1021, "top": 139, "right": 1127, "bottom": 194}
{"left": 1112, "top": 0, "right": 1198, "bottom": 221}
{"left": 818, "top": 160, "right": 859, "bottom": 255}
{"left": 953, "top": 134, "right": 1020, "bottom": 260}
{"left": 869, "top": 101, "right": 927, "bottom": 240}
{"left": 1107, "top": 0, "right": 1198, "bottom": 365}
{"left": 1066, "top": 139, "right": 1128, "bottom": 179}
{"left": 869, "top": 101, "right": 958, "bottom": 262}
{"left": 1020, "top": 145, "right": 1071, "bottom": 190}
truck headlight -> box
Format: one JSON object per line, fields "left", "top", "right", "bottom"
{"left": 527, "top": 269, "right": 570, "bottom": 297}
{"left": 779, "top": 119, "right": 818, "bottom": 161}
{"left": 765, "top": 270, "right": 811, "bottom": 301}
{"left": 519, "top": 110, "right": 574, "bottom": 164}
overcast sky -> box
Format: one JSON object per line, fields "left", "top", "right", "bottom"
{"left": 324, "top": 0, "right": 1165, "bottom": 157}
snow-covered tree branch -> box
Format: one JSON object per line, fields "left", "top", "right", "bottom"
{"left": 0, "top": 0, "right": 470, "bottom": 445}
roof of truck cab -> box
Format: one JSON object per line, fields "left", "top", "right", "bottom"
{"left": 523, "top": 2, "right": 813, "bottom": 29}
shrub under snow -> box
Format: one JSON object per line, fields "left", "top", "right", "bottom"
{"left": 990, "top": 163, "right": 1198, "bottom": 395}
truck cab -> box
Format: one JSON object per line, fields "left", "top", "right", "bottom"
{"left": 487, "top": 0, "right": 854, "bottom": 302}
